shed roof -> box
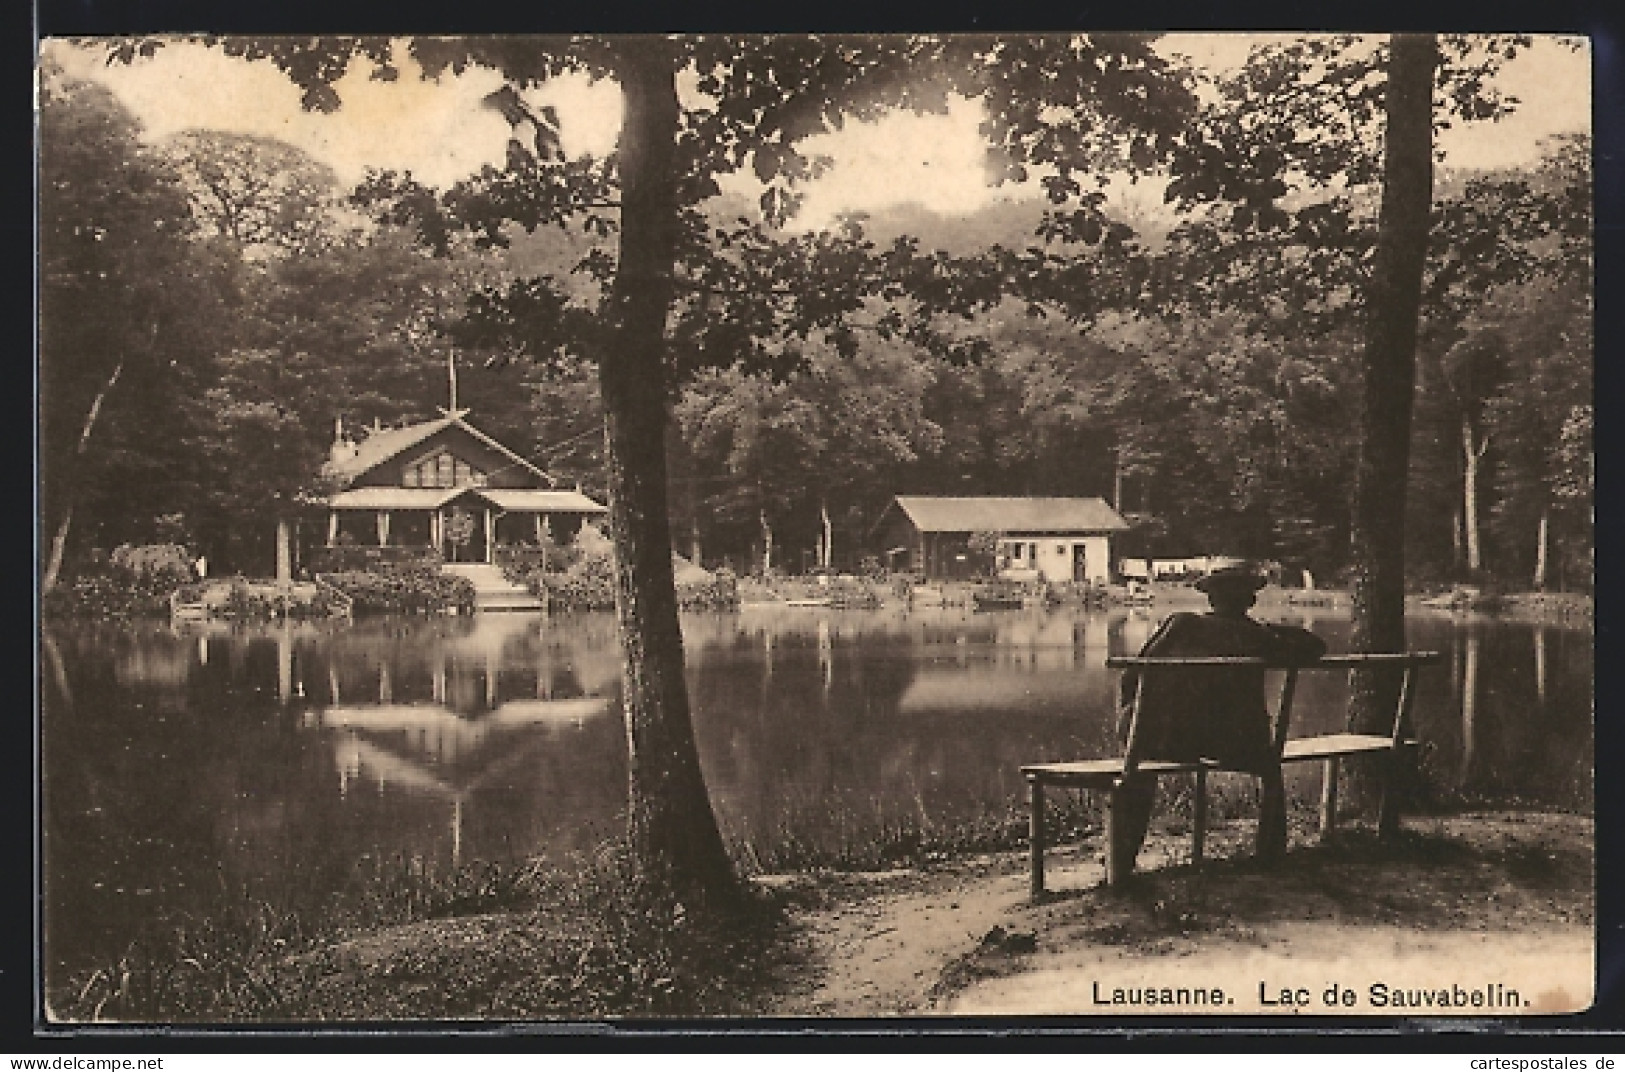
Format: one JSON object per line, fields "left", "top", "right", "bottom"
{"left": 886, "top": 496, "right": 1129, "bottom": 534}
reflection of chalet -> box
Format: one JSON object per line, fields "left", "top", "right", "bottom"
{"left": 315, "top": 696, "right": 611, "bottom": 865}
{"left": 324, "top": 410, "right": 606, "bottom": 564}
{"left": 871, "top": 496, "right": 1128, "bottom": 582}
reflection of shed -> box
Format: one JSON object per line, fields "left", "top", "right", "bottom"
{"left": 871, "top": 497, "right": 1128, "bottom": 583}
{"left": 897, "top": 669, "right": 1113, "bottom": 715}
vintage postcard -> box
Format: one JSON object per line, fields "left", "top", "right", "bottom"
{"left": 36, "top": 32, "right": 1595, "bottom": 1026}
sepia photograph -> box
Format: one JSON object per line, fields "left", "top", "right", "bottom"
{"left": 36, "top": 32, "right": 1595, "bottom": 1025}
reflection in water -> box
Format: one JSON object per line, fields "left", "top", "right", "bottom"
{"left": 1461, "top": 629, "right": 1481, "bottom": 780}
{"left": 1535, "top": 626, "right": 1547, "bottom": 706}
{"left": 42, "top": 606, "right": 1592, "bottom": 983}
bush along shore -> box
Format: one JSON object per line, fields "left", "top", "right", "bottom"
{"left": 496, "top": 541, "right": 740, "bottom": 612}
{"left": 317, "top": 566, "right": 474, "bottom": 616}
{"left": 43, "top": 543, "right": 478, "bottom": 620}
{"left": 42, "top": 543, "right": 200, "bottom": 620}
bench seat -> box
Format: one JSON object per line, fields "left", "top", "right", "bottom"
{"left": 1281, "top": 732, "right": 1413, "bottom": 761}
{"left": 1020, "top": 757, "right": 1214, "bottom": 787}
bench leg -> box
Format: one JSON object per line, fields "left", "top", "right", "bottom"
{"left": 1104, "top": 786, "right": 1124, "bottom": 888}
{"left": 1378, "top": 749, "right": 1403, "bottom": 839}
{"left": 1319, "top": 756, "right": 1340, "bottom": 841}
{"left": 1104, "top": 782, "right": 1148, "bottom": 888}
{"left": 1192, "top": 769, "right": 1207, "bottom": 865}
{"left": 1029, "top": 778, "right": 1045, "bottom": 898}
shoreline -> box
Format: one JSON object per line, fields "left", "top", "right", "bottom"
{"left": 49, "top": 805, "right": 1594, "bottom": 1021}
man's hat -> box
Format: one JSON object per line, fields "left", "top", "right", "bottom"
{"left": 1195, "top": 558, "right": 1267, "bottom": 594}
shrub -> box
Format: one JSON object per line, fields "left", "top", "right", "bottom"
{"left": 41, "top": 544, "right": 198, "bottom": 619}
{"left": 495, "top": 541, "right": 583, "bottom": 578}
{"left": 319, "top": 566, "right": 475, "bottom": 616}
{"left": 41, "top": 572, "right": 181, "bottom": 619}
{"left": 501, "top": 538, "right": 738, "bottom": 612}
{"left": 544, "top": 552, "right": 617, "bottom": 611}
{"left": 109, "top": 543, "right": 196, "bottom": 584}
{"left": 677, "top": 566, "right": 739, "bottom": 610}
{"left": 307, "top": 545, "right": 440, "bottom": 573}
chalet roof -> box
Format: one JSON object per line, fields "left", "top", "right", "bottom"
{"left": 329, "top": 486, "right": 607, "bottom": 514}
{"left": 478, "top": 489, "right": 607, "bottom": 514}
{"left": 324, "top": 410, "right": 553, "bottom": 488}
{"left": 886, "top": 496, "right": 1129, "bottom": 534}
{"left": 329, "top": 488, "right": 465, "bottom": 510}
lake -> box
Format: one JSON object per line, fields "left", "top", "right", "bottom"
{"left": 41, "top": 605, "right": 1592, "bottom": 980}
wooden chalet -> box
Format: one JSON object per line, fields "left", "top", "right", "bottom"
{"left": 323, "top": 410, "right": 606, "bottom": 564}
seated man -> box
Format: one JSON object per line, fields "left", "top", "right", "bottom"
{"left": 1112, "top": 559, "right": 1327, "bottom": 876}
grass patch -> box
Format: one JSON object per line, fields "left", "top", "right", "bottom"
{"left": 50, "top": 844, "right": 787, "bottom": 1023}
{"left": 729, "top": 773, "right": 1297, "bottom": 875}
{"left": 731, "top": 793, "right": 1103, "bottom": 873}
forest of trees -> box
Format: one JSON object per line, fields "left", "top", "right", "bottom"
{"left": 40, "top": 48, "right": 1590, "bottom": 594}
{"left": 39, "top": 33, "right": 1593, "bottom": 916}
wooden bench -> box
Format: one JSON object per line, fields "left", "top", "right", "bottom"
{"left": 1021, "top": 651, "right": 1443, "bottom": 896}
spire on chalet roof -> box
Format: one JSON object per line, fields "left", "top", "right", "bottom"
{"left": 329, "top": 416, "right": 359, "bottom": 466}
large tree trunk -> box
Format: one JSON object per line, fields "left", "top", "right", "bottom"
{"left": 42, "top": 357, "right": 126, "bottom": 593}
{"left": 1346, "top": 35, "right": 1438, "bottom": 810}
{"left": 600, "top": 37, "right": 737, "bottom": 911}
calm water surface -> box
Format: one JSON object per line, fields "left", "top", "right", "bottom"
{"left": 42, "top": 606, "right": 1592, "bottom": 976}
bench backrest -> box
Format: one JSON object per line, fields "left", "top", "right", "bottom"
{"left": 1105, "top": 652, "right": 1443, "bottom": 776}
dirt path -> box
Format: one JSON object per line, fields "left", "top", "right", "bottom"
{"left": 764, "top": 812, "right": 1595, "bottom": 1018}
{"left": 766, "top": 831, "right": 1200, "bottom": 1015}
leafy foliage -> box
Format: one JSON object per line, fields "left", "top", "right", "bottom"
{"left": 162, "top": 130, "right": 343, "bottom": 255}
{"left": 319, "top": 565, "right": 476, "bottom": 616}
{"left": 38, "top": 69, "right": 236, "bottom": 567}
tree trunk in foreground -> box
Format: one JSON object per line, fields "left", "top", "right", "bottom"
{"left": 600, "top": 37, "right": 737, "bottom": 911}
{"left": 1346, "top": 34, "right": 1438, "bottom": 808}
{"left": 42, "top": 357, "right": 126, "bottom": 593}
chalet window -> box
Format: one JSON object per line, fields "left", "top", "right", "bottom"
{"left": 403, "top": 451, "right": 486, "bottom": 489}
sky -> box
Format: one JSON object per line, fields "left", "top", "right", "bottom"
{"left": 42, "top": 34, "right": 1591, "bottom": 232}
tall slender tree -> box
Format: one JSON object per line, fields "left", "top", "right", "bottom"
{"left": 1345, "top": 34, "right": 1437, "bottom": 806}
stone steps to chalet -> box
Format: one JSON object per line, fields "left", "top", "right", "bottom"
{"left": 440, "top": 562, "right": 545, "bottom": 612}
